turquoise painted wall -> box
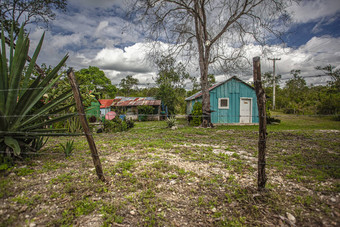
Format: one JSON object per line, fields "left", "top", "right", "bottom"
{"left": 188, "top": 78, "right": 259, "bottom": 124}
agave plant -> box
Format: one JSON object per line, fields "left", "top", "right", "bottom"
{"left": 0, "top": 25, "right": 75, "bottom": 157}
{"left": 166, "top": 116, "right": 177, "bottom": 128}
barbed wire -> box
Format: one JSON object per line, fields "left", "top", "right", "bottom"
{"left": 0, "top": 113, "right": 339, "bottom": 118}
{"left": 0, "top": 84, "right": 107, "bottom": 92}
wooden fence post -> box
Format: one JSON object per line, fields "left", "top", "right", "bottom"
{"left": 253, "top": 57, "right": 267, "bottom": 190}
{"left": 67, "top": 68, "right": 106, "bottom": 182}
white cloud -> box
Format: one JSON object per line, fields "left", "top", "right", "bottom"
{"left": 289, "top": 0, "right": 340, "bottom": 23}
{"left": 202, "top": 36, "right": 340, "bottom": 87}
{"left": 90, "top": 43, "right": 153, "bottom": 73}
{"left": 24, "top": 0, "right": 340, "bottom": 89}
{"left": 95, "top": 21, "right": 109, "bottom": 35}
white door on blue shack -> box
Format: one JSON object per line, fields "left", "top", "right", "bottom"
{"left": 240, "top": 98, "right": 252, "bottom": 123}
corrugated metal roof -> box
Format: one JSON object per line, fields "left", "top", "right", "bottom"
{"left": 112, "top": 97, "right": 161, "bottom": 107}
{"left": 185, "top": 76, "right": 254, "bottom": 101}
{"left": 98, "top": 99, "right": 114, "bottom": 108}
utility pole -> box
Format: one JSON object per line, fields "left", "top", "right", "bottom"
{"left": 268, "top": 57, "right": 281, "bottom": 110}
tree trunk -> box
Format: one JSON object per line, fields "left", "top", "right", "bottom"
{"left": 200, "top": 57, "right": 212, "bottom": 127}
{"left": 194, "top": 1, "right": 212, "bottom": 128}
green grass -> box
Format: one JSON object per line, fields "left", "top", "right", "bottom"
{"left": 1, "top": 113, "right": 339, "bottom": 226}
{"left": 268, "top": 112, "right": 340, "bottom": 131}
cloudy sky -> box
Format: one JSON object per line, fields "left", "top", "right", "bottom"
{"left": 27, "top": 0, "right": 340, "bottom": 88}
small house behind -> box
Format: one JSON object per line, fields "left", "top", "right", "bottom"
{"left": 111, "top": 97, "right": 163, "bottom": 121}
{"left": 86, "top": 101, "right": 101, "bottom": 120}
{"left": 98, "top": 99, "right": 114, "bottom": 116}
{"left": 186, "top": 76, "right": 259, "bottom": 124}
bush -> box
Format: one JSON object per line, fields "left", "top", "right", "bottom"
{"left": 138, "top": 105, "right": 155, "bottom": 121}
{"left": 332, "top": 115, "right": 340, "bottom": 121}
{"left": 104, "top": 117, "right": 134, "bottom": 133}
{"left": 283, "top": 102, "right": 303, "bottom": 114}
{"left": 192, "top": 102, "right": 203, "bottom": 126}
{"left": 266, "top": 107, "right": 281, "bottom": 124}
{"left": 89, "top": 116, "right": 97, "bottom": 123}
{"left": 125, "top": 118, "right": 135, "bottom": 129}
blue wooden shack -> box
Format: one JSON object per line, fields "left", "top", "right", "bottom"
{"left": 185, "top": 76, "right": 259, "bottom": 124}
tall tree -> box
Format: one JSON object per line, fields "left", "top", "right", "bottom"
{"left": 262, "top": 71, "right": 281, "bottom": 89}
{"left": 283, "top": 69, "right": 307, "bottom": 112}
{"left": 119, "top": 75, "right": 139, "bottom": 96}
{"left": 75, "top": 66, "right": 117, "bottom": 99}
{"left": 131, "top": 0, "right": 292, "bottom": 127}
{"left": 155, "top": 55, "right": 191, "bottom": 114}
{"left": 315, "top": 65, "right": 340, "bottom": 91}
{"left": 0, "top": 0, "right": 67, "bottom": 38}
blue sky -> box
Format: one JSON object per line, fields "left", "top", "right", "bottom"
{"left": 27, "top": 0, "right": 340, "bottom": 88}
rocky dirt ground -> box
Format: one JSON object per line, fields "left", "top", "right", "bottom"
{"left": 1, "top": 120, "right": 339, "bottom": 226}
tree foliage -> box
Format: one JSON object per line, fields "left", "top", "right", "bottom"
{"left": 75, "top": 66, "right": 117, "bottom": 99}
{"left": 119, "top": 75, "right": 139, "bottom": 96}
{"left": 154, "top": 55, "right": 191, "bottom": 114}
{"left": 0, "top": 0, "right": 67, "bottom": 37}
{"left": 315, "top": 65, "right": 340, "bottom": 91}
{"left": 155, "top": 55, "right": 191, "bottom": 89}
{"left": 262, "top": 71, "right": 281, "bottom": 89}
{"left": 192, "top": 102, "right": 203, "bottom": 126}
{"left": 131, "top": 0, "right": 293, "bottom": 126}
{"left": 268, "top": 68, "right": 340, "bottom": 116}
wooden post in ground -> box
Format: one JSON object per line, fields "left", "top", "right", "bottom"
{"left": 253, "top": 57, "right": 267, "bottom": 190}
{"left": 67, "top": 68, "right": 106, "bottom": 182}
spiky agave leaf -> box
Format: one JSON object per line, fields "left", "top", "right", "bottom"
{"left": 0, "top": 25, "right": 74, "bottom": 156}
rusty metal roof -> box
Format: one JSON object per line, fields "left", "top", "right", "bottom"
{"left": 98, "top": 99, "right": 114, "bottom": 108}
{"left": 111, "top": 97, "right": 161, "bottom": 107}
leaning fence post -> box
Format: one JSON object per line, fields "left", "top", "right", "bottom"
{"left": 67, "top": 68, "right": 106, "bottom": 182}
{"left": 253, "top": 57, "right": 267, "bottom": 190}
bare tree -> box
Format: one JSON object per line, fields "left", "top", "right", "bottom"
{"left": 130, "top": 0, "right": 293, "bottom": 127}
{"left": 0, "top": 0, "right": 67, "bottom": 38}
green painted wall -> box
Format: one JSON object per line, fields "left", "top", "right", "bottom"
{"left": 86, "top": 101, "right": 101, "bottom": 119}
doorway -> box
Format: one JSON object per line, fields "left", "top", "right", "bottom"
{"left": 240, "top": 98, "right": 252, "bottom": 123}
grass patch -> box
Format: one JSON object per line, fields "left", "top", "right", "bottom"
{"left": 1, "top": 113, "right": 339, "bottom": 226}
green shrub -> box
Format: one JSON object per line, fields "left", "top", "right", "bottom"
{"left": 60, "top": 140, "right": 75, "bottom": 157}
{"left": 192, "top": 102, "right": 202, "bottom": 126}
{"left": 166, "top": 116, "right": 177, "bottom": 128}
{"left": 332, "top": 115, "right": 340, "bottom": 121}
{"left": 138, "top": 105, "right": 155, "bottom": 121}
{"left": 266, "top": 106, "right": 281, "bottom": 124}
{"left": 125, "top": 118, "right": 135, "bottom": 129}
{"left": 104, "top": 117, "right": 134, "bottom": 133}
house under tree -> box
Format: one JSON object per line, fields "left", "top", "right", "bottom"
{"left": 185, "top": 76, "right": 259, "bottom": 124}
{"left": 111, "top": 97, "right": 164, "bottom": 121}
